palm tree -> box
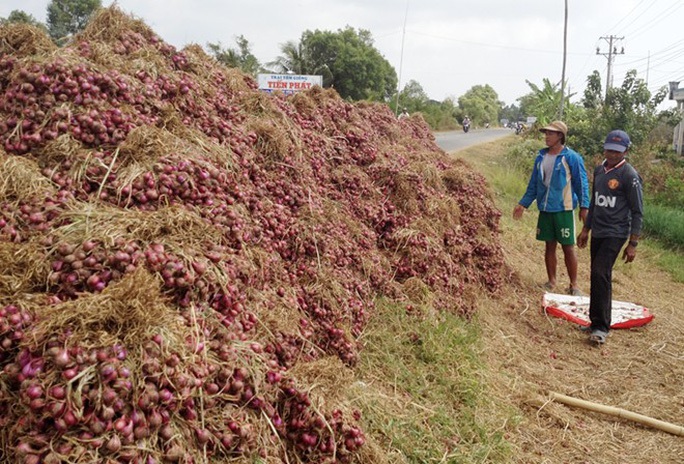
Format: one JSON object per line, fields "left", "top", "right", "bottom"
{"left": 266, "top": 41, "right": 309, "bottom": 74}
{"left": 519, "top": 78, "right": 567, "bottom": 123}
{"left": 266, "top": 40, "right": 333, "bottom": 87}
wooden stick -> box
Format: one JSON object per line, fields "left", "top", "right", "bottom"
{"left": 549, "top": 391, "right": 684, "bottom": 437}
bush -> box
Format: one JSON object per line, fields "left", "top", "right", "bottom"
{"left": 642, "top": 202, "right": 684, "bottom": 250}
{"left": 504, "top": 138, "right": 543, "bottom": 173}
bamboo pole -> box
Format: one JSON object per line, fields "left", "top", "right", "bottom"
{"left": 549, "top": 391, "right": 684, "bottom": 437}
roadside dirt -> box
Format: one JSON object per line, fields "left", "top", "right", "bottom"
{"left": 454, "top": 137, "right": 684, "bottom": 464}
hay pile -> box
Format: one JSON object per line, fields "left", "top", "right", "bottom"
{"left": 0, "top": 6, "right": 505, "bottom": 463}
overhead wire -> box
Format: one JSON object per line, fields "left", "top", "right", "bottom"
{"left": 622, "top": 1, "right": 683, "bottom": 40}
{"left": 589, "top": 0, "right": 683, "bottom": 99}
{"left": 612, "top": 0, "right": 658, "bottom": 35}
{"left": 406, "top": 29, "right": 564, "bottom": 54}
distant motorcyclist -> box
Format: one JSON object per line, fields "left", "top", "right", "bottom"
{"left": 462, "top": 115, "right": 471, "bottom": 133}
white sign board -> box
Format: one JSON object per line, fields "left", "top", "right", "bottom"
{"left": 257, "top": 74, "right": 323, "bottom": 95}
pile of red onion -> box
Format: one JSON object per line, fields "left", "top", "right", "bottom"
{"left": 0, "top": 6, "right": 505, "bottom": 463}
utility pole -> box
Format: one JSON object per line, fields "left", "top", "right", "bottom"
{"left": 394, "top": 0, "right": 409, "bottom": 115}
{"left": 596, "top": 35, "right": 625, "bottom": 100}
{"left": 559, "top": 0, "right": 568, "bottom": 118}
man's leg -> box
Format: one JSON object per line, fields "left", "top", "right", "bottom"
{"left": 544, "top": 240, "right": 558, "bottom": 288}
{"left": 588, "top": 237, "right": 625, "bottom": 332}
{"left": 561, "top": 244, "right": 578, "bottom": 290}
{"left": 554, "top": 210, "right": 578, "bottom": 292}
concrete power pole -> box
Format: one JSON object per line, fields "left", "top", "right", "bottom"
{"left": 596, "top": 35, "right": 625, "bottom": 100}
{"left": 559, "top": 0, "right": 568, "bottom": 118}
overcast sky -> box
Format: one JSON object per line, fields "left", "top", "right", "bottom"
{"left": 2, "top": 1, "right": 683, "bottom": 110}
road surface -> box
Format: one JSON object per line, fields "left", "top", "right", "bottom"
{"left": 433, "top": 127, "right": 512, "bottom": 153}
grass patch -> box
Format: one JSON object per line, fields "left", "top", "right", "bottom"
{"left": 642, "top": 201, "right": 684, "bottom": 250}
{"left": 641, "top": 240, "right": 684, "bottom": 283}
{"left": 354, "top": 300, "right": 512, "bottom": 463}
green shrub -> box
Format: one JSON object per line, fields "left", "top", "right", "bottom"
{"left": 642, "top": 202, "right": 684, "bottom": 250}
{"left": 504, "top": 139, "right": 543, "bottom": 173}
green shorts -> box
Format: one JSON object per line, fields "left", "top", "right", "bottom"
{"left": 536, "top": 211, "right": 576, "bottom": 245}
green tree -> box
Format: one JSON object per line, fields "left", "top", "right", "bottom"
{"left": 499, "top": 103, "right": 522, "bottom": 126}
{"left": 517, "top": 78, "right": 565, "bottom": 125}
{"left": 272, "top": 27, "right": 397, "bottom": 101}
{"left": 518, "top": 78, "right": 576, "bottom": 124}
{"left": 457, "top": 84, "right": 502, "bottom": 127}
{"left": 267, "top": 41, "right": 307, "bottom": 74}
{"left": 265, "top": 40, "right": 334, "bottom": 87}
{"left": 570, "top": 69, "right": 668, "bottom": 158}
{"left": 207, "top": 35, "right": 261, "bottom": 77}
{"left": 582, "top": 71, "right": 603, "bottom": 110}
{"left": 397, "top": 80, "right": 429, "bottom": 112}
{"left": 422, "top": 98, "right": 460, "bottom": 130}
{"left": 604, "top": 70, "right": 667, "bottom": 141}
{"left": 46, "top": 0, "right": 101, "bottom": 42}
{"left": 1, "top": 10, "right": 46, "bottom": 30}
{"left": 391, "top": 80, "right": 459, "bottom": 130}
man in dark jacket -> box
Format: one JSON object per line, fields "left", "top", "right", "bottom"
{"left": 577, "top": 130, "right": 644, "bottom": 345}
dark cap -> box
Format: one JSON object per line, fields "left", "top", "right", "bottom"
{"left": 604, "top": 130, "right": 631, "bottom": 153}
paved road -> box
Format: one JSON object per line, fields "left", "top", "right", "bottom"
{"left": 433, "top": 127, "right": 513, "bottom": 153}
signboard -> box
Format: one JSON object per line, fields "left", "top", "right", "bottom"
{"left": 671, "top": 88, "right": 684, "bottom": 101}
{"left": 257, "top": 74, "right": 323, "bottom": 95}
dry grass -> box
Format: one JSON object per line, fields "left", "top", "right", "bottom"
{"left": 0, "top": 152, "right": 57, "bottom": 201}
{"left": 0, "top": 23, "right": 56, "bottom": 57}
{"left": 453, "top": 136, "right": 684, "bottom": 464}
{"left": 31, "top": 266, "right": 182, "bottom": 349}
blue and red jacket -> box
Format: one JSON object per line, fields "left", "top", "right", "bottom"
{"left": 519, "top": 146, "right": 590, "bottom": 212}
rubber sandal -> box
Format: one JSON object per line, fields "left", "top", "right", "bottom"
{"left": 543, "top": 281, "right": 555, "bottom": 291}
{"left": 568, "top": 287, "right": 584, "bottom": 296}
{"left": 589, "top": 330, "right": 608, "bottom": 345}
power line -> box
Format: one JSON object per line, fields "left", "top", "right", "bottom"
{"left": 597, "top": 35, "right": 625, "bottom": 99}
{"left": 624, "top": 1, "right": 683, "bottom": 40}
{"left": 613, "top": 0, "right": 658, "bottom": 35}
{"left": 616, "top": 38, "right": 684, "bottom": 67}
{"left": 607, "top": 0, "right": 650, "bottom": 32}
{"left": 406, "top": 29, "right": 585, "bottom": 55}
{"left": 616, "top": 48, "right": 684, "bottom": 77}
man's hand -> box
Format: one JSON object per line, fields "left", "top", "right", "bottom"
{"left": 623, "top": 244, "right": 637, "bottom": 263}
{"left": 513, "top": 204, "right": 525, "bottom": 220}
{"left": 577, "top": 228, "right": 589, "bottom": 249}
{"left": 579, "top": 208, "right": 588, "bottom": 223}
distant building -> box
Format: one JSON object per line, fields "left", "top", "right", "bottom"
{"left": 670, "top": 81, "right": 684, "bottom": 156}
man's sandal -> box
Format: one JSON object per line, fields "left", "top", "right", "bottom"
{"left": 567, "top": 287, "right": 583, "bottom": 296}
{"left": 589, "top": 330, "right": 608, "bottom": 345}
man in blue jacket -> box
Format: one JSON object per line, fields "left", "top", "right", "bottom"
{"left": 513, "top": 121, "right": 590, "bottom": 295}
